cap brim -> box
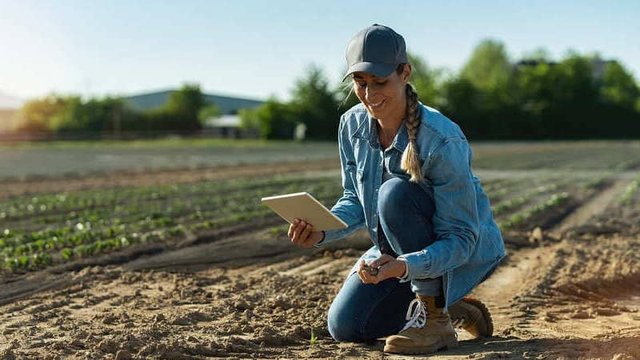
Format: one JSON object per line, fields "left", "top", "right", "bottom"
{"left": 342, "top": 62, "right": 397, "bottom": 81}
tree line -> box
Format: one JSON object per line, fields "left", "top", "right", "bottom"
{"left": 11, "top": 39, "right": 640, "bottom": 140}
{"left": 13, "top": 84, "right": 218, "bottom": 136}
{"left": 242, "top": 39, "right": 640, "bottom": 140}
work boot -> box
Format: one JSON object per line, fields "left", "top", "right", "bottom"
{"left": 384, "top": 295, "right": 458, "bottom": 354}
{"left": 448, "top": 297, "right": 494, "bottom": 338}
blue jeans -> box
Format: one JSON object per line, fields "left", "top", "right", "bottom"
{"left": 328, "top": 177, "right": 442, "bottom": 342}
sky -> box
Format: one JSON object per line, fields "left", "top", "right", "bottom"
{"left": 1, "top": 0, "right": 639, "bottom": 102}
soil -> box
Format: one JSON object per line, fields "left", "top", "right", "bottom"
{"left": 1, "top": 162, "right": 638, "bottom": 359}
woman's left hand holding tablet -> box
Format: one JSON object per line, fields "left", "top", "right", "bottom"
{"left": 288, "top": 218, "right": 324, "bottom": 248}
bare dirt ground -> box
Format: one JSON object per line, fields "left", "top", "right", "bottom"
{"left": 1, "top": 163, "right": 639, "bottom": 359}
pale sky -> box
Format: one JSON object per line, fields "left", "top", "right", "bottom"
{"left": 1, "top": 0, "right": 638, "bottom": 102}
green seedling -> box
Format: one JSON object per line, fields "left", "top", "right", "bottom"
{"left": 310, "top": 328, "right": 318, "bottom": 346}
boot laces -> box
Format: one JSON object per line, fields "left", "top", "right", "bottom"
{"left": 400, "top": 298, "right": 427, "bottom": 331}
{"left": 451, "top": 317, "right": 466, "bottom": 328}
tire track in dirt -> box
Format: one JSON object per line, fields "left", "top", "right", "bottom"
{"left": 467, "top": 176, "right": 640, "bottom": 358}
{"left": 470, "top": 179, "right": 629, "bottom": 325}
{"left": 470, "top": 246, "right": 557, "bottom": 338}
{"left": 551, "top": 178, "right": 632, "bottom": 236}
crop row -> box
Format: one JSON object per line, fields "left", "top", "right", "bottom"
{"left": 1, "top": 176, "right": 343, "bottom": 272}
{"left": 484, "top": 172, "right": 601, "bottom": 231}
{"left": 480, "top": 173, "right": 584, "bottom": 205}
{"left": 1, "top": 173, "right": 593, "bottom": 274}
{"left": 3, "top": 176, "right": 339, "bottom": 235}
{"left": 619, "top": 177, "right": 640, "bottom": 205}
{"left": 499, "top": 192, "right": 571, "bottom": 230}
{"left": 0, "top": 173, "right": 337, "bottom": 221}
{"left": 1, "top": 179, "right": 340, "bottom": 255}
{"left": 492, "top": 183, "right": 562, "bottom": 216}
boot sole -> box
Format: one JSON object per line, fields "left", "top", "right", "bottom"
{"left": 463, "top": 297, "right": 494, "bottom": 337}
{"left": 384, "top": 338, "right": 459, "bottom": 355}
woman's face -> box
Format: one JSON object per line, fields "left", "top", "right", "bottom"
{"left": 352, "top": 64, "right": 410, "bottom": 122}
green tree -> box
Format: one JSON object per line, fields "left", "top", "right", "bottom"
{"left": 239, "top": 98, "right": 296, "bottom": 140}
{"left": 15, "top": 94, "right": 69, "bottom": 132}
{"left": 163, "top": 83, "right": 205, "bottom": 131}
{"left": 198, "top": 104, "right": 221, "bottom": 126}
{"left": 440, "top": 77, "right": 490, "bottom": 137}
{"left": 289, "top": 65, "right": 340, "bottom": 140}
{"left": 50, "top": 97, "right": 125, "bottom": 133}
{"left": 408, "top": 52, "right": 444, "bottom": 107}
{"left": 461, "top": 39, "right": 511, "bottom": 92}
{"left": 554, "top": 53, "right": 598, "bottom": 105}
{"left": 599, "top": 60, "right": 639, "bottom": 109}
{"left": 520, "top": 47, "right": 552, "bottom": 63}
{"left": 455, "top": 39, "right": 519, "bottom": 139}
{"left": 548, "top": 54, "right": 599, "bottom": 137}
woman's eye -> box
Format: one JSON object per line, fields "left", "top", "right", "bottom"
{"left": 375, "top": 81, "right": 387, "bottom": 86}
{"left": 356, "top": 82, "right": 367, "bottom": 88}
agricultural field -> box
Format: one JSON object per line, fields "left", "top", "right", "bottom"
{"left": 0, "top": 140, "right": 639, "bottom": 359}
{"left": 0, "top": 139, "right": 339, "bottom": 181}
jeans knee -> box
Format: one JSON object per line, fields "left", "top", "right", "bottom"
{"left": 327, "top": 301, "right": 361, "bottom": 342}
{"left": 378, "top": 177, "right": 414, "bottom": 220}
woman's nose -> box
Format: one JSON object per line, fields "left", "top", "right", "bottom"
{"left": 365, "top": 88, "right": 382, "bottom": 103}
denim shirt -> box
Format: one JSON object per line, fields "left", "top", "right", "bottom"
{"left": 322, "top": 103, "right": 506, "bottom": 307}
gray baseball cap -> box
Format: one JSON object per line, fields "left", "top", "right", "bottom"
{"left": 343, "top": 24, "right": 408, "bottom": 81}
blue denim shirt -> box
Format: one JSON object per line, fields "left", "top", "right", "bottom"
{"left": 322, "top": 103, "right": 506, "bottom": 307}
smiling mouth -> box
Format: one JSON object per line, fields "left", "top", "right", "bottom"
{"left": 369, "top": 99, "right": 385, "bottom": 108}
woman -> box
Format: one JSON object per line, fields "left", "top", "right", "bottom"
{"left": 288, "top": 24, "right": 506, "bottom": 355}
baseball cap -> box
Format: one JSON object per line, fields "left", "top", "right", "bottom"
{"left": 343, "top": 24, "right": 408, "bottom": 81}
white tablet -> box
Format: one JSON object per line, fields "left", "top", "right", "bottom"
{"left": 261, "top": 192, "right": 348, "bottom": 231}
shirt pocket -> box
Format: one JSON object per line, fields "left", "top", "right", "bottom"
{"left": 356, "top": 166, "right": 368, "bottom": 198}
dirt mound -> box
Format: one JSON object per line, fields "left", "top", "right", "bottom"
{"left": 539, "top": 235, "right": 640, "bottom": 327}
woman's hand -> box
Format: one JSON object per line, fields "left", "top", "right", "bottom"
{"left": 357, "top": 254, "right": 407, "bottom": 284}
{"left": 288, "top": 219, "right": 324, "bottom": 248}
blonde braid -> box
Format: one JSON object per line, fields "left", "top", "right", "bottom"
{"left": 401, "top": 84, "right": 422, "bottom": 182}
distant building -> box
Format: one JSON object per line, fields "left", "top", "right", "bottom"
{"left": 123, "top": 90, "right": 263, "bottom": 114}
{"left": 202, "top": 114, "right": 254, "bottom": 138}
{"left": 123, "top": 89, "right": 263, "bottom": 138}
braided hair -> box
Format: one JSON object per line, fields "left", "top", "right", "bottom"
{"left": 401, "top": 83, "right": 422, "bottom": 182}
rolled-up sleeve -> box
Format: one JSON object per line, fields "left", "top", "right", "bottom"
{"left": 397, "top": 137, "right": 479, "bottom": 279}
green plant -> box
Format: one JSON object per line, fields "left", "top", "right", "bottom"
{"left": 619, "top": 179, "right": 639, "bottom": 205}
{"left": 309, "top": 328, "right": 318, "bottom": 346}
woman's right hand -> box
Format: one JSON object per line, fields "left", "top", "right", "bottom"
{"left": 288, "top": 218, "right": 324, "bottom": 248}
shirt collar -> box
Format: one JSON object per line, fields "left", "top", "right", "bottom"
{"left": 352, "top": 114, "right": 409, "bottom": 153}
{"left": 391, "top": 122, "right": 409, "bottom": 152}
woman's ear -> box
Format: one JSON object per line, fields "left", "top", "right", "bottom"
{"left": 402, "top": 64, "right": 412, "bottom": 83}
